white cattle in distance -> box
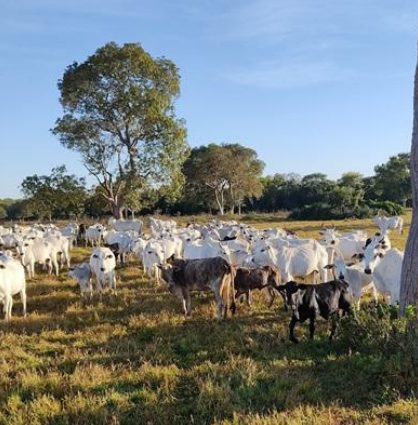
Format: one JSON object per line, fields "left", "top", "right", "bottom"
{"left": 183, "top": 238, "right": 223, "bottom": 260}
{"left": 0, "top": 251, "right": 27, "bottom": 321}
{"left": 373, "top": 215, "right": 404, "bottom": 235}
{"left": 142, "top": 240, "right": 166, "bottom": 283}
{"left": 109, "top": 218, "right": 143, "bottom": 235}
{"left": 321, "top": 228, "right": 368, "bottom": 262}
{"left": 17, "top": 238, "right": 60, "bottom": 278}
{"left": 85, "top": 224, "right": 107, "bottom": 247}
{"left": 44, "top": 234, "right": 71, "bottom": 269}
{"left": 89, "top": 247, "right": 117, "bottom": 294}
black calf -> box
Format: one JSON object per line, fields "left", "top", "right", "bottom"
{"left": 278, "top": 280, "right": 352, "bottom": 343}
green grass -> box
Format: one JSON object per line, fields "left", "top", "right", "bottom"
{"left": 0, "top": 213, "right": 416, "bottom": 424}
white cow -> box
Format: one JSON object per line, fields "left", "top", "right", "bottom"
{"left": 17, "top": 238, "right": 60, "bottom": 278}
{"left": 44, "top": 234, "right": 71, "bottom": 269}
{"left": 325, "top": 252, "right": 376, "bottom": 307}
{"left": 362, "top": 245, "right": 403, "bottom": 305}
{"left": 85, "top": 224, "right": 107, "bottom": 247}
{"left": 142, "top": 241, "right": 166, "bottom": 282}
{"left": 251, "top": 240, "right": 329, "bottom": 283}
{"left": 109, "top": 218, "right": 143, "bottom": 234}
{"left": 89, "top": 247, "right": 117, "bottom": 294}
{"left": 69, "top": 262, "right": 93, "bottom": 298}
{"left": 373, "top": 215, "right": 404, "bottom": 235}
{"left": 183, "top": 238, "right": 223, "bottom": 260}
{"left": 321, "top": 229, "right": 368, "bottom": 262}
{"left": 0, "top": 251, "right": 27, "bottom": 321}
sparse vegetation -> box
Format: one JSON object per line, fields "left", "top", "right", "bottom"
{"left": 0, "top": 213, "right": 416, "bottom": 424}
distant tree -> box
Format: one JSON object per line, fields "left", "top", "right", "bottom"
{"left": 21, "top": 166, "right": 86, "bottom": 220}
{"left": 373, "top": 153, "right": 411, "bottom": 206}
{"left": 5, "top": 200, "right": 32, "bottom": 221}
{"left": 225, "top": 144, "right": 264, "bottom": 214}
{"left": 183, "top": 143, "right": 264, "bottom": 215}
{"left": 0, "top": 206, "right": 7, "bottom": 220}
{"left": 400, "top": 50, "right": 418, "bottom": 315}
{"left": 300, "top": 173, "right": 336, "bottom": 205}
{"left": 183, "top": 144, "right": 230, "bottom": 215}
{"left": 336, "top": 172, "right": 365, "bottom": 212}
{"left": 52, "top": 42, "right": 189, "bottom": 218}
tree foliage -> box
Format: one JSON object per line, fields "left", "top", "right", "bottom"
{"left": 373, "top": 153, "right": 411, "bottom": 206}
{"left": 183, "top": 143, "right": 264, "bottom": 215}
{"left": 52, "top": 42, "right": 189, "bottom": 218}
{"left": 21, "top": 166, "right": 86, "bottom": 219}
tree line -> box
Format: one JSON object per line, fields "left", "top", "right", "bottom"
{"left": 0, "top": 42, "right": 411, "bottom": 221}
{"left": 0, "top": 149, "right": 410, "bottom": 221}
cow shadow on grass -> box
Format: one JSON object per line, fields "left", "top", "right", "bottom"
{"left": 37, "top": 328, "right": 391, "bottom": 425}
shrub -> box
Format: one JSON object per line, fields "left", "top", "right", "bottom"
{"left": 366, "top": 200, "right": 404, "bottom": 216}
{"left": 338, "top": 304, "right": 418, "bottom": 398}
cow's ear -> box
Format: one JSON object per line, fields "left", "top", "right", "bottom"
{"left": 324, "top": 264, "right": 334, "bottom": 269}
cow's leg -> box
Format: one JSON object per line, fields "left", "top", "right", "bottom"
{"left": 289, "top": 316, "right": 299, "bottom": 343}
{"left": 111, "top": 274, "right": 117, "bottom": 295}
{"left": 246, "top": 290, "right": 252, "bottom": 307}
{"left": 52, "top": 258, "right": 59, "bottom": 276}
{"left": 184, "top": 291, "right": 192, "bottom": 316}
{"left": 264, "top": 286, "right": 276, "bottom": 308}
{"left": 214, "top": 290, "right": 225, "bottom": 320}
{"left": 329, "top": 313, "right": 339, "bottom": 341}
{"left": 46, "top": 259, "right": 52, "bottom": 275}
{"left": 20, "top": 289, "right": 27, "bottom": 317}
{"left": 309, "top": 315, "right": 316, "bottom": 340}
{"left": 4, "top": 295, "right": 12, "bottom": 321}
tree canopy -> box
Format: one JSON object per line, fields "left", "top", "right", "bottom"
{"left": 182, "top": 143, "right": 264, "bottom": 215}
{"left": 21, "top": 165, "right": 86, "bottom": 220}
{"left": 52, "top": 42, "right": 189, "bottom": 218}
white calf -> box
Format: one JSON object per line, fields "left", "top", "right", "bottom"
{"left": 89, "top": 248, "right": 117, "bottom": 294}
{"left": 69, "top": 262, "right": 93, "bottom": 298}
{"left": 17, "top": 239, "right": 59, "bottom": 278}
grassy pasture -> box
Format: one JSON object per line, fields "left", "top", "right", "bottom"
{"left": 0, "top": 212, "right": 416, "bottom": 424}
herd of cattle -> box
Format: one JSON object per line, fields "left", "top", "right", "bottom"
{"left": 0, "top": 214, "right": 405, "bottom": 342}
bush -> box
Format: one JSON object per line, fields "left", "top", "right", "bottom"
{"left": 289, "top": 203, "right": 342, "bottom": 220}
{"left": 366, "top": 200, "right": 404, "bottom": 216}
{"left": 338, "top": 304, "right": 418, "bottom": 398}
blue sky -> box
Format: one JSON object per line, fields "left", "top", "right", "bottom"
{"left": 1, "top": 0, "right": 417, "bottom": 198}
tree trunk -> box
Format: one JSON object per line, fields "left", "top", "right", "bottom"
{"left": 400, "top": 47, "right": 418, "bottom": 315}
{"left": 110, "top": 200, "right": 124, "bottom": 219}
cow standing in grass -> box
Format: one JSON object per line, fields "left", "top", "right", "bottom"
{"left": 278, "top": 280, "right": 352, "bottom": 343}
{"left": 158, "top": 256, "right": 236, "bottom": 319}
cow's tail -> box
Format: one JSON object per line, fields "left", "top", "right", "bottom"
{"left": 221, "top": 262, "right": 236, "bottom": 317}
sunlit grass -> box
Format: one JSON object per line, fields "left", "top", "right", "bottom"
{"left": 0, "top": 212, "right": 414, "bottom": 424}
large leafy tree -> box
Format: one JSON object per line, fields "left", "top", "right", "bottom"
{"left": 21, "top": 166, "right": 87, "bottom": 220}
{"left": 183, "top": 143, "right": 264, "bottom": 215}
{"left": 225, "top": 144, "right": 264, "bottom": 214}
{"left": 373, "top": 153, "right": 411, "bottom": 206}
{"left": 52, "top": 42, "right": 189, "bottom": 218}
